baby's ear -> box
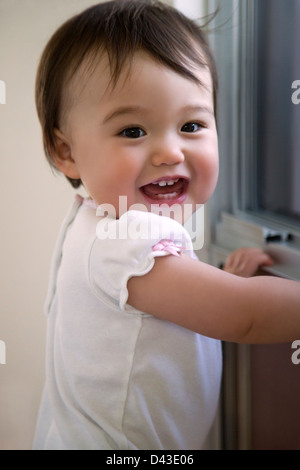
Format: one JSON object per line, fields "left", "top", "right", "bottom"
{"left": 51, "top": 128, "right": 81, "bottom": 180}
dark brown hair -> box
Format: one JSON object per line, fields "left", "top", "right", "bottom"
{"left": 36, "top": 0, "right": 218, "bottom": 188}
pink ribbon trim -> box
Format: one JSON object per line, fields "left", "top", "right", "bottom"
{"left": 152, "top": 239, "right": 184, "bottom": 257}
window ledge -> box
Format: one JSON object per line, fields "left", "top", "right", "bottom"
{"left": 212, "top": 212, "right": 300, "bottom": 281}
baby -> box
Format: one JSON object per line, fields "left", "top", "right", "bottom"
{"left": 33, "top": 0, "right": 300, "bottom": 450}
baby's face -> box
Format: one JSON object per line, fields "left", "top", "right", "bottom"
{"left": 57, "top": 51, "right": 219, "bottom": 221}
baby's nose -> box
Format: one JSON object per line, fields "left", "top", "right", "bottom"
{"left": 151, "top": 141, "right": 185, "bottom": 166}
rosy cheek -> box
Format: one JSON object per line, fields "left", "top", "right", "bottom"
{"left": 206, "top": 158, "right": 219, "bottom": 188}
{"left": 196, "top": 156, "right": 219, "bottom": 201}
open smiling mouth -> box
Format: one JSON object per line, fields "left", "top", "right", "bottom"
{"left": 140, "top": 177, "right": 189, "bottom": 205}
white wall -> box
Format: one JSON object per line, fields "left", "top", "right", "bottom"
{"left": 0, "top": 0, "right": 102, "bottom": 450}
{"left": 0, "top": 0, "right": 209, "bottom": 450}
{"left": 174, "top": 0, "right": 206, "bottom": 19}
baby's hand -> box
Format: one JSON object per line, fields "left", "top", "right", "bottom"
{"left": 222, "top": 247, "right": 274, "bottom": 278}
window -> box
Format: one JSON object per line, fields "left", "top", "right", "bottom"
{"left": 253, "top": 0, "right": 300, "bottom": 221}
{"left": 207, "top": 0, "right": 300, "bottom": 451}
{"left": 208, "top": 0, "right": 300, "bottom": 282}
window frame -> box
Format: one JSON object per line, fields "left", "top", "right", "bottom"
{"left": 207, "top": 0, "right": 300, "bottom": 450}
{"left": 208, "top": 0, "right": 300, "bottom": 282}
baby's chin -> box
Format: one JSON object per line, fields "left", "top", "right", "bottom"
{"left": 112, "top": 194, "right": 199, "bottom": 226}
{"left": 139, "top": 201, "right": 199, "bottom": 227}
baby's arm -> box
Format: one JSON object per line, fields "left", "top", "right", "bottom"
{"left": 127, "top": 254, "right": 300, "bottom": 344}
{"left": 222, "top": 247, "right": 274, "bottom": 277}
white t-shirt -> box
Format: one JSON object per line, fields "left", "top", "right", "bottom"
{"left": 33, "top": 197, "right": 222, "bottom": 450}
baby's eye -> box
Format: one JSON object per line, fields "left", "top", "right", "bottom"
{"left": 181, "top": 122, "right": 203, "bottom": 133}
{"left": 119, "top": 127, "right": 146, "bottom": 139}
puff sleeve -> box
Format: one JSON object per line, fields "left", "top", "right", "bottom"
{"left": 89, "top": 210, "right": 194, "bottom": 311}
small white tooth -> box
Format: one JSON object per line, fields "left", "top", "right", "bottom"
{"left": 157, "top": 192, "right": 178, "bottom": 199}
{"left": 154, "top": 178, "right": 180, "bottom": 187}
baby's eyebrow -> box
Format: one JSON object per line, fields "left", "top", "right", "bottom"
{"left": 103, "top": 106, "right": 148, "bottom": 124}
{"left": 181, "top": 105, "right": 214, "bottom": 116}
{"left": 103, "top": 104, "right": 214, "bottom": 124}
